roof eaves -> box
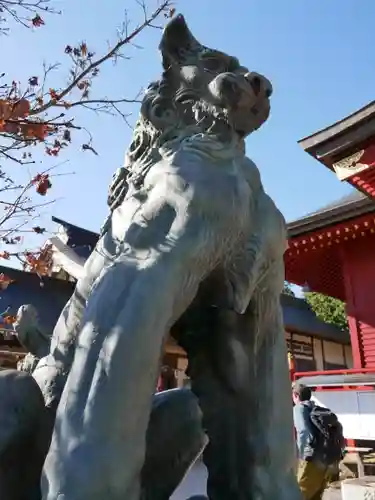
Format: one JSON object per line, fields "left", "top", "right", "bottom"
{"left": 298, "top": 101, "right": 375, "bottom": 153}
{"left": 280, "top": 294, "right": 349, "bottom": 343}
{"left": 0, "top": 265, "right": 75, "bottom": 293}
{"left": 287, "top": 196, "right": 375, "bottom": 238}
{"left": 52, "top": 216, "right": 99, "bottom": 238}
{"left": 52, "top": 216, "right": 99, "bottom": 248}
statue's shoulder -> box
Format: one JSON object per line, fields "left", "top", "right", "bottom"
{"left": 240, "top": 156, "right": 262, "bottom": 193}
{"left": 240, "top": 155, "right": 286, "bottom": 230}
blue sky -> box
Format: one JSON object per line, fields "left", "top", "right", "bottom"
{"left": 3, "top": 0, "right": 375, "bottom": 238}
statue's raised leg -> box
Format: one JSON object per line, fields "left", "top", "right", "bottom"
{"left": 33, "top": 229, "right": 119, "bottom": 409}
{"left": 41, "top": 211, "right": 238, "bottom": 500}
{"left": 41, "top": 260, "right": 198, "bottom": 500}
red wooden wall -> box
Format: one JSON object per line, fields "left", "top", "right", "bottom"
{"left": 341, "top": 237, "right": 375, "bottom": 368}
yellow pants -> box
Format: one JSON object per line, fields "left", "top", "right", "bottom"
{"left": 297, "top": 460, "right": 329, "bottom": 500}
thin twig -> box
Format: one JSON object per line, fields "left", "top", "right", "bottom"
{"left": 55, "top": 97, "right": 142, "bottom": 108}
{"left": 30, "top": 0, "right": 171, "bottom": 115}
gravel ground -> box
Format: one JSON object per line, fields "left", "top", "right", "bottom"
{"left": 171, "top": 462, "right": 343, "bottom": 500}
{"left": 323, "top": 486, "right": 342, "bottom": 500}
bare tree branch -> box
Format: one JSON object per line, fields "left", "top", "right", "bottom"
{"left": 0, "top": 0, "right": 174, "bottom": 274}
{"left": 0, "top": 0, "right": 60, "bottom": 33}
{"left": 31, "top": 1, "right": 171, "bottom": 115}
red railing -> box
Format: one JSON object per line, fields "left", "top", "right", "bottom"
{"left": 292, "top": 368, "right": 375, "bottom": 391}
{"left": 293, "top": 368, "right": 375, "bottom": 381}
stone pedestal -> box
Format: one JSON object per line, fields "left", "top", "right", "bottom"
{"left": 342, "top": 477, "right": 375, "bottom": 500}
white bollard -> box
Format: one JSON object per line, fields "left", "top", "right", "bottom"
{"left": 341, "top": 477, "right": 375, "bottom": 500}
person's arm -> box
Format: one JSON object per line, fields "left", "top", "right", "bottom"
{"left": 293, "top": 404, "right": 314, "bottom": 459}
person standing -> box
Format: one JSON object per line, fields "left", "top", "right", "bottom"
{"left": 292, "top": 382, "right": 344, "bottom": 500}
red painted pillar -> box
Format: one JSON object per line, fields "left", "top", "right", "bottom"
{"left": 288, "top": 351, "right": 295, "bottom": 379}
{"left": 341, "top": 238, "right": 375, "bottom": 368}
{"left": 156, "top": 375, "right": 164, "bottom": 392}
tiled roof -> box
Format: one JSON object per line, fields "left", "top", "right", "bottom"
{"left": 298, "top": 100, "right": 375, "bottom": 155}
{"left": 287, "top": 189, "right": 375, "bottom": 237}
{"left": 307, "top": 191, "right": 366, "bottom": 215}
{"left": 291, "top": 190, "right": 367, "bottom": 222}
{"left": 52, "top": 216, "right": 99, "bottom": 260}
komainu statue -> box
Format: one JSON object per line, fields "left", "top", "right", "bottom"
{"left": 14, "top": 304, "right": 51, "bottom": 373}
{"left": 29, "top": 14, "right": 301, "bottom": 500}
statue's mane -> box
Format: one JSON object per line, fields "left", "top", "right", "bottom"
{"left": 124, "top": 74, "right": 243, "bottom": 187}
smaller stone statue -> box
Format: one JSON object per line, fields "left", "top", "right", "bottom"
{"left": 13, "top": 304, "right": 51, "bottom": 374}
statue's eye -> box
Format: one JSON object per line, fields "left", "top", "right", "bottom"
{"left": 202, "top": 57, "right": 225, "bottom": 72}
{"left": 228, "top": 58, "right": 240, "bottom": 72}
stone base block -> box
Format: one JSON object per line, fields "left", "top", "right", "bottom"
{"left": 342, "top": 477, "right": 375, "bottom": 500}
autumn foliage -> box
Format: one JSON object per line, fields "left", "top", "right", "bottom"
{"left": 0, "top": 0, "right": 173, "bottom": 285}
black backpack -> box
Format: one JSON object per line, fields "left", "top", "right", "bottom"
{"left": 309, "top": 405, "right": 345, "bottom": 464}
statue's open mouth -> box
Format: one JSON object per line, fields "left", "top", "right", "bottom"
{"left": 245, "top": 74, "right": 272, "bottom": 99}
{"left": 175, "top": 88, "right": 199, "bottom": 103}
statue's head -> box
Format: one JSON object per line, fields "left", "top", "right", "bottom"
{"left": 126, "top": 15, "right": 272, "bottom": 173}
{"left": 158, "top": 14, "right": 272, "bottom": 137}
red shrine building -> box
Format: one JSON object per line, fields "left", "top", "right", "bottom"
{"left": 285, "top": 101, "right": 375, "bottom": 370}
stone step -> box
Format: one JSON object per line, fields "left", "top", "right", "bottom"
{"left": 341, "top": 477, "right": 375, "bottom": 500}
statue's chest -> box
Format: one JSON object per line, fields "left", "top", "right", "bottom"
{"left": 112, "top": 154, "right": 251, "bottom": 244}
{"left": 144, "top": 155, "right": 248, "bottom": 203}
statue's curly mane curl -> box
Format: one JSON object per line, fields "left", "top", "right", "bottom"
{"left": 125, "top": 73, "right": 242, "bottom": 187}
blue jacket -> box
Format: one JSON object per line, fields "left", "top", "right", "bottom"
{"left": 293, "top": 400, "right": 316, "bottom": 461}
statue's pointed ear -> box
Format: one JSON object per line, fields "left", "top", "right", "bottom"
{"left": 159, "top": 14, "right": 203, "bottom": 64}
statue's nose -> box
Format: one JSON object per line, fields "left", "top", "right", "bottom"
{"left": 245, "top": 72, "right": 273, "bottom": 98}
